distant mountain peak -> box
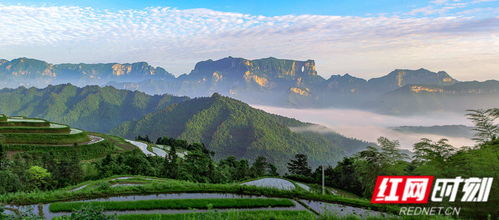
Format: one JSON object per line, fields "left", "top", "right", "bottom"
{"left": 0, "top": 58, "right": 175, "bottom": 87}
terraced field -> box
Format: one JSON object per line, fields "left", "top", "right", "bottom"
{"left": 0, "top": 115, "right": 89, "bottom": 145}
{"left": 1, "top": 176, "right": 394, "bottom": 219}
{"left": 0, "top": 115, "right": 142, "bottom": 162}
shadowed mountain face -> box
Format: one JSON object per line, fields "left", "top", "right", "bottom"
{"left": 112, "top": 93, "right": 370, "bottom": 170}
{"left": 2, "top": 56, "right": 497, "bottom": 114}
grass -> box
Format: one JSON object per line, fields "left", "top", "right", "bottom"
{"left": 317, "top": 214, "right": 456, "bottom": 220}
{"left": 4, "top": 136, "right": 114, "bottom": 160}
{"left": 0, "top": 176, "right": 398, "bottom": 213}
{"left": 49, "top": 198, "right": 295, "bottom": 212}
{"left": 0, "top": 117, "right": 50, "bottom": 127}
{"left": 1, "top": 130, "right": 89, "bottom": 145}
{"left": 116, "top": 210, "right": 316, "bottom": 220}
{"left": 0, "top": 124, "right": 70, "bottom": 134}
{"left": 4, "top": 133, "right": 137, "bottom": 161}
{"left": 102, "top": 134, "right": 138, "bottom": 152}
{"left": 117, "top": 212, "right": 458, "bottom": 220}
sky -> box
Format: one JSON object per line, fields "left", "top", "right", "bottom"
{"left": 0, "top": 0, "right": 498, "bottom": 80}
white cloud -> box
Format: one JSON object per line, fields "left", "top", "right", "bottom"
{"left": 0, "top": 5, "right": 497, "bottom": 80}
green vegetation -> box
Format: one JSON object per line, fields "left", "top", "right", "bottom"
{"left": 317, "top": 214, "right": 455, "bottom": 220}
{"left": 466, "top": 108, "right": 498, "bottom": 143}
{"left": 116, "top": 210, "right": 315, "bottom": 220}
{"left": 284, "top": 108, "right": 499, "bottom": 219}
{"left": 0, "top": 117, "right": 50, "bottom": 127}
{"left": 0, "top": 123, "right": 71, "bottom": 133}
{"left": 0, "top": 115, "right": 89, "bottom": 145}
{"left": 0, "top": 175, "right": 393, "bottom": 213}
{"left": 55, "top": 206, "right": 115, "bottom": 220}
{"left": 49, "top": 198, "right": 294, "bottom": 212}
{"left": 1, "top": 130, "right": 89, "bottom": 145}
{"left": 4, "top": 137, "right": 114, "bottom": 160}
{"left": 0, "top": 84, "right": 188, "bottom": 133}
{"left": 113, "top": 93, "right": 370, "bottom": 170}
{"left": 0, "top": 131, "right": 137, "bottom": 194}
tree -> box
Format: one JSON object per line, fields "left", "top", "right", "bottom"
{"left": 162, "top": 146, "right": 178, "bottom": 179}
{"left": 413, "top": 138, "right": 456, "bottom": 176}
{"left": 51, "top": 155, "right": 83, "bottom": 188}
{"left": 377, "top": 137, "right": 408, "bottom": 164}
{"left": 136, "top": 135, "right": 151, "bottom": 143}
{"left": 267, "top": 163, "right": 279, "bottom": 176}
{"left": 26, "top": 166, "right": 51, "bottom": 190}
{"left": 466, "top": 108, "right": 499, "bottom": 144}
{"left": 329, "top": 158, "right": 363, "bottom": 195}
{"left": 413, "top": 138, "right": 455, "bottom": 163}
{"left": 250, "top": 156, "right": 268, "bottom": 177}
{"left": 0, "top": 144, "right": 5, "bottom": 170}
{"left": 178, "top": 151, "right": 214, "bottom": 183}
{"left": 235, "top": 159, "right": 251, "bottom": 180}
{"left": 0, "top": 170, "right": 21, "bottom": 193}
{"left": 287, "top": 154, "right": 312, "bottom": 176}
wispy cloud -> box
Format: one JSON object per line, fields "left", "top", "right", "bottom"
{"left": 0, "top": 4, "right": 497, "bottom": 80}
{"left": 410, "top": 0, "right": 498, "bottom": 15}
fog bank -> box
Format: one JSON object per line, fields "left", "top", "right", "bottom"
{"left": 254, "top": 105, "right": 476, "bottom": 149}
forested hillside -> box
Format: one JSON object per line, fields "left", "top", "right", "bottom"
{"left": 112, "top": 93, "right": 370, "bottom": 170}
{"left": 0, "top": 84, "right": 188, "bottom": 132}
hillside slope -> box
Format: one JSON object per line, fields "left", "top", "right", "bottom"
{"left": 0, "top": 84, "right": 188, "bottom": 132}
{"left": 112, "top": 93, "right": 370, "bottom": 169}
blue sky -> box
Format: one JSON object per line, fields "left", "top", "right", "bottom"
{"left": 0, "top": 0, "right": 430, "bottom": 16}
{"left": 0, "top": 0, "right": 497, "bottom": 80}
{"left": 2, "top": 0, "right": 498, "bottom": 17}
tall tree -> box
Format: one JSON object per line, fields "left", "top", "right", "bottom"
{"left": 466, "top": 108, "right": 499, "bottom": 144}
{"left": 413, "top": 138, "right": 456, "bottom": 177}
{"left": 377, "top": 137, "right": 408, "bottom": 164}
{"left": 413, "top": 138, "right": 455, "bottom": 163}
{"left": 162, "top": 146, "right": 178, "bottom": 179}
{"left": 287, "top": 154, "right": 312, "bottom": 176}
{"left": 250, "top": 156, "right": 269, "bottom": 177}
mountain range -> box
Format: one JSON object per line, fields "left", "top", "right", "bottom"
{"left": 1, "top": 57, "right": 498, "bottom": 114}
{"left": 0, "top": 84, "right": 369, "bottom": 169}
{"left": 0, "top": 57, "right": 174, "bottom": 87}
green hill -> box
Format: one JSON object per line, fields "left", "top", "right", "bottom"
{"left": 112, "top": 93, "right": 369, "bottom": 170}
{"left": 0, "top": 84, "right": 189, "bottom": 132}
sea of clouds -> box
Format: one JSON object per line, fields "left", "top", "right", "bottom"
{"left": 254, "top": 105, "right": 476, "bottom": 150}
